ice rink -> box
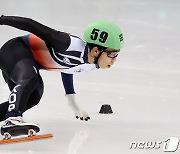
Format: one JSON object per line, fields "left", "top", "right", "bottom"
{"left": 0, "top": 0, "right": 180, "bottom": 153}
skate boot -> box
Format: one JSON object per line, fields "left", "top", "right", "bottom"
{"left": 1, "top": 116, "right": 40, "bottom": 139}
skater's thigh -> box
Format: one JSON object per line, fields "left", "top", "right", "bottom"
{"left": 10, "top": 59, "right": 39, "bottom": 84}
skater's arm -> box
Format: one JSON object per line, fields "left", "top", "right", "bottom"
{"left": 61, "top": 72, "right": 75, "bottom": 94}
{"left": 61, "top": 72, "right": 90, "bottom": 121}
{"left": 0, "top": 15, "right": 70, "bottom": 51}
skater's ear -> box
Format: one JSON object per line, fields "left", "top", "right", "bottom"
{"left": 87, "top": 43, "right": 106, "bottom": 58}
{"left": 90, "top": 47, "right": 100, "bottom": 57}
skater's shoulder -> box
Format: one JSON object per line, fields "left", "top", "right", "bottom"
{"left": 67, "top": 34, "right": 86, "bottom": 52}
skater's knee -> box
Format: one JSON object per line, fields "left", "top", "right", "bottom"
{"left": 10, "top": 74, "right": 40, "bottom": 94}
{"left": 25, "top": 90, "right": 42, "bottom": 111}
{"left": 19, "top": 74, "right": 41, "bottom": 91}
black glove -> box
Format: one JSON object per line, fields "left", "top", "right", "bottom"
{"left": 0, "top": 15, "right": 4, "bottom": 25}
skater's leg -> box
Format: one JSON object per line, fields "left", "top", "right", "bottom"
{"left": 0, "top": 66, "right": 44, "bottom": 121}
{"left": 0, "top": 74, "right": 44, "bottom": 122}
{"left": 0, "top": 37, "right": 41, "bottom": 118}
{"left": 0, "top": 73, "right": 43, "bottom": 136}
{"left": 0, "top": 38, "right": 42, "bottom": 135}
{"left": 0, "top": 68, "right": 44, "bottom": 121}
{"left": 5, "top": 59, "right": 40, "bottom": 118}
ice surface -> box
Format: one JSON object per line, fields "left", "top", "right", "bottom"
{"left": 0, "top": 0, "right": 180, "bottom": 153}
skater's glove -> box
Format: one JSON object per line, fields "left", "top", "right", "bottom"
{"left": 66, "top": 94, "right": 90, "bottom": 121}
{"left": 0, "top": 15, "right": 4, "bottom": 25}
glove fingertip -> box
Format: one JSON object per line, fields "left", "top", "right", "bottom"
{"left": 85, "top": 117, "right": 90, "bottom": 121}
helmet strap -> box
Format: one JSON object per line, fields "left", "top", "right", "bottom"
{"left": 94, "top": 51, "right": 103, "bottom": 69}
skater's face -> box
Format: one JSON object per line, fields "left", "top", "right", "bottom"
{"left": 98, "top": 49, "right": 118, "bottom": 69}
{"left": 88, "top": 47, "right": 118, "bottom": 69}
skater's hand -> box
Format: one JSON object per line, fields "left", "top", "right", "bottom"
{"left": 66, "top": 94, "right": 90, "bottom": 121}
{"left": 74, "top": 107, "right": 90, "bottom": 121}
{"left": 0, "top": 15, "right": 4, "bottom": 25}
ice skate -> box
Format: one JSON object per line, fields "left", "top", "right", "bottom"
{"left": 1, "top": 116, "right": 40, "bottom": 139}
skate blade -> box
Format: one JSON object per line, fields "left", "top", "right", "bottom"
{"left": 1, "top": 125, "right": 40, "bottom": 136}
{"left": 0, "top": 133, "right": 53, "bottom": 144}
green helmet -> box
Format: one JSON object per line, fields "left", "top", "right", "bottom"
{"left": 83, "top": 20, "right": 123, "bottom": 51}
